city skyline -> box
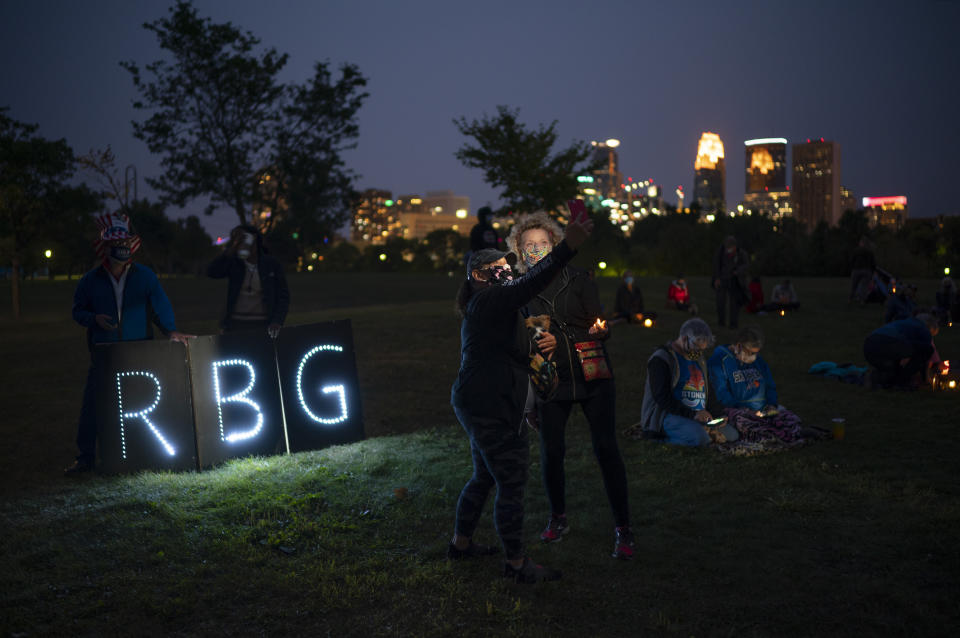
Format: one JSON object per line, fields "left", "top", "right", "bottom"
{"left": 2, "top": 1, "right": 957, "bottom": 240}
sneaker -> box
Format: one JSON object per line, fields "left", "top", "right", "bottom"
{"left": 502, "top": 557, "right": 562, "bottom": 584}
{"left": 64, "top": 459, "right": 94, "bottom": 475}
{"left": 539, "top": 515, "right": 569, "bottom": 543}
{"left": 447, "top": 541, "right": 499, "bottom": 560}
{"left": 612, "top": 526, "right": 636, "bottom": 560}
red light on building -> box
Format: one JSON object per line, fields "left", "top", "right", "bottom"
{"left": 863, "top": 196, "right": 907, "bottom": 207}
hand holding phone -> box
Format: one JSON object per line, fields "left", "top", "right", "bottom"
{"left": 564, "top": 199, "right": 593, "bottom": 249}
{"left": 706, "top": 417, "right": 727, "bottom": 427}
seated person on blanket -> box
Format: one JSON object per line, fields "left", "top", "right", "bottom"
{"left": 638, "top": 318, "right": 738, "bottom": 446}
{"left": 708, "top": 326, "right": 780, "bottom": 416}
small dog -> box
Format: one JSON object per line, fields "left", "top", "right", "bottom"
{"left": 525, "top": 314, "right": 551, "bottom": 339}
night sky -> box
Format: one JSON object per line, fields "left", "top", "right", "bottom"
{"left": 2, "top": 0, "right": 958, "bottom": 240}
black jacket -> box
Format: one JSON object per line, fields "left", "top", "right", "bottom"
{"left": 207, "top": 253, "right": 290, "bottom": 330}
{"left": 451, "top": 241, "right": 576, "bottom": 428}
{"left": 525, "top": 265, "right": 609, "bottom": 401}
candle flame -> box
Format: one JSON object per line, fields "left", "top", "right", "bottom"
{"left": 643, "top": 317, "right": 654, "bottom": 328}
{"left": 593, "top": 318, "right": 606, "bottom": 331}
{"left": 780, "top": 309, "right": 785, "bottom": 317}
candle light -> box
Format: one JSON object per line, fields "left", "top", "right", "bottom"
{"left": 593, "top": 317, "right": 607, "bottom": 332}
{"left": 643, "top": 317, "right": 654, "bottom": 328}
{"left": 779, "top": 309, "right": 785, "bottom": 317}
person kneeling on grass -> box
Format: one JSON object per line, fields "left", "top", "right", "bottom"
{"left": 707, "top": 326, "right": 808, "bottom": 444}
{"left": 863, "top": 313, "right": 940, "bottom": 390}
{"left": 635, "top": 318, "right": 738, "bottom": 446}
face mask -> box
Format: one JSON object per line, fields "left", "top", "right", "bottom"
{"left": 485, "top": 265, "right": 514, "bottom": 285}
{"left": 522, "top": 245, "right": 550, "bottom": 267}
{"left": 108, "top": 244, "right": 131, "bottom": 263}
{"left": 236, "top": 248, "right": 251, "bottom": 259}
{"left": 737, "top": 346, "right": 758, "bottom": 364}
{"left": 625, "top": 276, "right": 634, "bottom": 285}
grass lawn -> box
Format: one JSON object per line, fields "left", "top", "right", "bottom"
{"left": 1, "top": 270, "right": 958, "bottom": 636}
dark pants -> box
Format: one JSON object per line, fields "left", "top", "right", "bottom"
{"left": 76, "top": 362, "right": 99, "bottom": 464}
{"left": 715, "top": 279, "right": 743, "bottom": 328}
{"left": 537, "top": 379, "right": 630, "bottom": 527}
{"left": 453, "top": 408, "right": 529, "bottom": 561}
{"left": 863, "top": 334, "right": 931, "bottom": 388}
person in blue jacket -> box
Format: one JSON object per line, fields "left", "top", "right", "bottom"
{"left": 65, "top": 213, "right": 192, "bottom": 474}
{"left": 708, "top": 326, "right": 778, "bottom": 413}
{"left": 863, "top": 313, "right": 940, "bottom": 390}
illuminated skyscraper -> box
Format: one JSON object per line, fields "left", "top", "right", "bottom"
{"left": 792, "top": 139, "right": 842, "bottom": 228}
{"left": 741, "top": 138, "right": 791, "bottom": 219}
{"left": 744, "top": 138, "right": 787, "bottom": 192}
{"left": 589, "top": 139, "right": 624, "bottom": 202}
{"left": 693, "top": 132, "right": 725, "bottom": 213}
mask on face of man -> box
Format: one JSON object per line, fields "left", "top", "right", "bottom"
{"left": 484, "top": 264, "right": 514, "bottom": 285}
{"left": 108, "top": 244, "right": 131, "bottom": 265}
{"left": 625, "top": 276, "right": 634, "bottom": 285}
{"left": 236, "top": 233, "right": 256, "bottom": 260}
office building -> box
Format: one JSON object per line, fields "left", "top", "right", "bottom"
{"left": 792, "top": 139, "right": 842, "bottom": 228}
{"left": 863, "top": 196, "right": 909, "bottom": 229}
{"left": 693, "top": 132, "right": 726, "bottom": 213}
{"left": 744, "top": 138, "right": 787, "bottom": 193}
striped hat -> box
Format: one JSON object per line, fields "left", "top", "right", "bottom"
{"left": 94, "top": 212, "right": 141, "bottom": 262}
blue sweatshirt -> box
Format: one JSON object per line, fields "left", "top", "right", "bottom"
{"left": 72, "top": 263, "right": 178, "bottom": 352}
{"left": 707, "top": 344, "right": 778, "bottom": 411}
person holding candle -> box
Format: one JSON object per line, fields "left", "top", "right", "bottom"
{"left": 863, "top": 313, "right": 941, "bottom": 390}
{"left": 506, "top": 211, "right": 634, "bottom": 561}
{"left": 450, "top": 206, "right": 593, "bottom": 583}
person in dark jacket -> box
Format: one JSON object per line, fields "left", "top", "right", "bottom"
{"left": 207, "top": 225, "right": 290, "bottom": 338}
{"left": 65, "top": 212, "right": 192, "bottom": 474}
{"left": 612, "top": 270, "right": 646, "bottom": 324}
{"left": 883, "top": 283, "right": 917, "bottom": 324}
{"left": 450, "top": 209, "right": 593, "bottom": 584}
{"left": 712, "top": 235, "right": 750, "bottom": 328}
{"left": 863, "top": 314, "right": 940, "bottom": 390}
{"left": 506, "top": 211, "right": 634, "bottom": 560}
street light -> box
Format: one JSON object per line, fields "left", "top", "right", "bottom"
{"left": 44, "top": 249, "right": 53, "bottom": 259}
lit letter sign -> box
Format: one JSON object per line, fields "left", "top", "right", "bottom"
{"left": 96, "top": 322, "right": 363, "bottom": 473}
{"left": 296, "top": 345, "right": 349, "bottom": 425}
{"left": 116, "top": 371, "right": 174, "bottom": 457}
{"left": 96, "top": 340, "right": 197, "bottom": 474}
{"left": 212, "top": 359, "right": 264, "bottom": 443}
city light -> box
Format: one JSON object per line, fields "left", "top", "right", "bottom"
{"left": 643, "top": 318, "right": 654, "bottom": 328}
{"left": 44, "top": 249, "right": 52, "bottom": 258}
{"left": 694, "top": 132, "right": 724, "bottom": 170}
{"left": 946, "top": 267, "right": 952, "bottom": 276}
{"left": 604, "top": 138, "right": 620, "bottom": 148}
{"left": 378, "top": 253, "right": 387, "bottom": 261}
{"left": 384, "top": 199, "right": 394, "bottom": 207}
{"left": 862, "top": 196, "right": 907, "bottom": 207}
{"left": 577, "top": 175, "right": 595, "bottom": 183}
{"left": 598, "top": 261, "right": 607, "bottom": 270}
{"left": 744, "top": 138, "right": 788, "bottom": 146}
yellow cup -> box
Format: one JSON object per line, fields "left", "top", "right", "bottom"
{"left": 831, "top": 418, "right": 845, "bottom": 440}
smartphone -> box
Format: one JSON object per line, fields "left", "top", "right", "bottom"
{"left": 706, "top": 417, "right": 726, "bottom": 427}
{"left": 567, "top": 199, "right": 587, "bottom": 223}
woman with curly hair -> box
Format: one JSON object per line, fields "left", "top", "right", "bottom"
{"left": 506, "top": 210, "right": 634, "bottom": 560}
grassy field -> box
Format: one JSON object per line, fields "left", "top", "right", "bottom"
{"left": 1, "top": 270, "right": 958, "bottom": 636}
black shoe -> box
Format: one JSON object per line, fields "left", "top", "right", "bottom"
{"left": 64, "top": 459, "right": 94, "bottom": 475}
{"left": 502, "top": 557, "right": 562, "bottom": 584}
{"left": 612, "top": 526, "right": 636, "bottom": 560}
{"left": 447, "top": 541, "right": 499, "bottom": 560}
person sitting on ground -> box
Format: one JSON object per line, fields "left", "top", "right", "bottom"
{"left": 635, "top": 318, "right": 738, "bottom": 446}
{"left": 883, "top": 283, "right": 917, "bottom": 324}
{"left": 863, "top": 313, "right": 940, "bottom": 390}
{"left": 708, "top": 326, "right": 778, "bottom": 414}
{"left": 745, "top": 277, "right": 764, "bottom": 314}
{"left": 763, "top": 279, "right": 800, "bottom": 312}
{"left": 709, "top": 326, "right": 818, "bottom": 447}
{"left": 666, "top": 275, "right": 698, "bottom": 315}
{"left": 612, "top": 270, "right": 646, "bottom": 324}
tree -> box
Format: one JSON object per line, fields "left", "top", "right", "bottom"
{"left": 0, "top": 108, "right": 77, "bottom": 317}
{"left": 121, "top": 0, "right": 368, "bottom": 232}
{"left": 453, "top": 105, "right": 594, "bottom": 215}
